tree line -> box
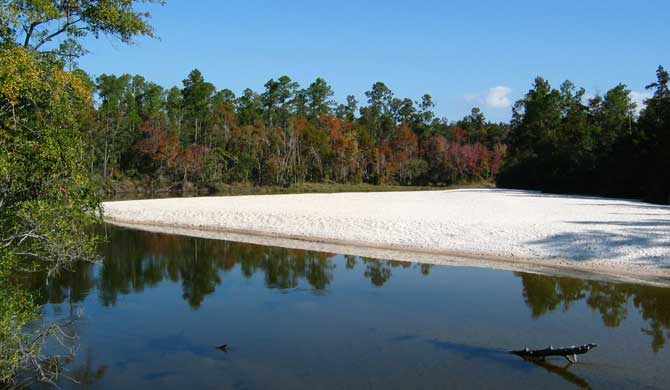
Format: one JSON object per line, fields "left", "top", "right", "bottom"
{"left": 501, "top": 68, "right": 670, "bottom": 204}
{"left": 86, "top": 66, "right": 670, "bottom": 204}
{"left": 88, "top": 70, "right": 509, "bottom": 191}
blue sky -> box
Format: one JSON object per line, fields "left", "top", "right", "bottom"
{"left": 78, "top": 0, "right": 669, "bottom": 122}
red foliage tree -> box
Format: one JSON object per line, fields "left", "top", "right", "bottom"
{"left": 324, "top": 115, "right": 359, "bottom": 182}
{"left": 177, "top": 145, "right": 208, "bottom": 183}
{"left": 135, "top": 125, "right": 179, "bottom": 169}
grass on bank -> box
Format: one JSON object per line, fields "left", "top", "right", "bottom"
{"left": 104, "top": 181, "right": 495, "bottom": 200}
{"left": 214, "top": 181, "right": 494, "bottom": 195}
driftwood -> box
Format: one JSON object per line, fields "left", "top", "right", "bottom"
{"left": 511, "top": 343, "right": 597, "bottom": 364}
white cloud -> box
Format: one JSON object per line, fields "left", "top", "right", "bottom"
{"left": 485, "top": 86, "right": 513, "bottom": 108}
{"left": 629, "top": 91, "right": 653, "bottom": 116}
{"left": 465, "top": 86, "right": 513, "bottom": 109}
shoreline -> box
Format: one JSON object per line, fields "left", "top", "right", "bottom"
{"left": 104, "top": 218, "right": 670, "bottom": 287}
{"left": 102, "top": 189, "right": 670, "bottom": 287}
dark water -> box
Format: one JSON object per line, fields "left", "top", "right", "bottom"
{"left": 23, "top": 225, "right": 670, "bottom": 389}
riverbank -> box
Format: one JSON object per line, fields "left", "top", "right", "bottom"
{"left": 101, "top": 180, "right": 492, "bottom": 199}
{"left": 103, "top": 189, "right": 670, "bottom": 286}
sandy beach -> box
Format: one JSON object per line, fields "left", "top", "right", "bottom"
{"left": 103, "top": 189, "right": 670, "bottom": 285}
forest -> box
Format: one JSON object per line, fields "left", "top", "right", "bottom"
{"left": 89, "top": 70, "right": 509, "bottom": 192}
{"left": 86, "top": 67, "right": 669, "bottom": 203}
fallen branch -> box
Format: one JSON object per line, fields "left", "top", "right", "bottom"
{"left": 511, "top": 343, "right": 597, "bottom": 364}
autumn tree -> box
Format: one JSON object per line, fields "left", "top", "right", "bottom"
{"left": 324, "top": 115, "right": 360, "bottom": 182}
{"left": 135, "top": 125, "right": 179, "bottom": 175}
{"left": 389, "top": 122, "right": 424, "bottom": 184}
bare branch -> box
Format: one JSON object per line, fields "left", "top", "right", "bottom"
{"left": 33, "top": 18, "right": 83, "bottom": 50}
{"left": 22, "top": 19, "right": 49, "bottom": 48}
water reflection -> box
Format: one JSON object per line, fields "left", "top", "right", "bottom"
{"left": 21, "top": 225, "right": 430, "bottom": 310}
{"left": 523, "top": 358, "right": 593, "bottom": 390}
{"left": 516, "top": 273, "right": 670, "bottom": 352}
{"left": 68, "top": 351, "right": 108, "bottom": 390}
{"left": 20, "top": 225, "right": 670, "bottom": 356}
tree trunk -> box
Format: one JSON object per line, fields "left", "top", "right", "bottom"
{"left": 194, "top": 117, "right": 198, "bottom": 144}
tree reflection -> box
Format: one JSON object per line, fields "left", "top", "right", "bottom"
{"left": 22, "top": 225, "right": 430, "bottom": 310}
{"left": 67, "top": 350, "right": 108, "bottom": 390}
{"left": 363, "top": 258, "right": 393, "bottom": 286}
{"left": 360, "top": 258, "right": 416, "bottom": 287}
{"left": 516, "top": 273, "right": 670, "bottom": 352}
{"left": 18, "top": 225, "right": 670, "bottom": 356}
{"left": 345, "top": 256, "right": 429, "bottom": 287}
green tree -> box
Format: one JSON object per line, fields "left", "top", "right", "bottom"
{"left": 509, "top": 77, "right": 562, "bottom": 161}
{"left": 498, "top": 77, "right": 562, "bottom": 189}
{"left": 261, "top": 75, "right": 299, "bottom": 130}
{"left": 638, "top": 66, "right": 670, "bottom": 203}
{"left": 587, "top": 84, "right": 637, "bottom": 195}
{"left": 1, "top": 0, "right": 160, "bottom": 59}
{"left": 210, "top": 88, "right": 237, "bottom": 144}
{"left": 305, "top": 77, "right": 334, "bottom": 119}
{"left": 361, "top": 82, "right": 396, "bottom": 141}
{"left": 95, "top": 73, "right": 133, "bottom": 178}
{"left": 336, "top": 95, "right": 358, "bottom": 121}
{"left": 236, "top": 88, "right": 262, "bottom": 126}
{"left": 166, "top": 86, "right": 184, "bottom": 137}
{"left": 414, "top": 94, "right": 435, "bottom": 137}
{"left": 592, "top": 84, "right": 635, "bottom": 148}
{"left": 0, "top": 45, "right": 100, "bottom": 385}
{"left": 458, "top": 107, "right": 486, "bottom": 142}
{"left": 0, "top": 0, "right": 162, "bottom": 384}
{"left": 133, "top": 75, "right": 165, "bottom": 126}
{"left": 181, "top": 69, "right": 215, "bottom": 145}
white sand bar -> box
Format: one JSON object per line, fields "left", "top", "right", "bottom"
{"left": 103, "top": 189, "right": 670, "bottom": 284}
